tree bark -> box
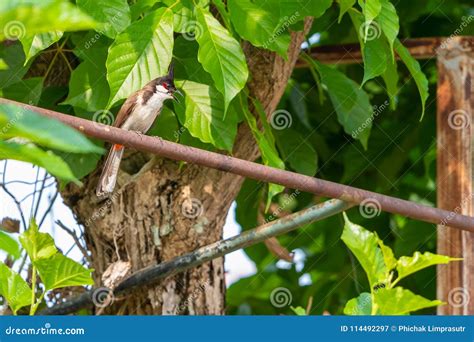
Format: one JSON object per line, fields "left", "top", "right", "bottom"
{"left": 61, "top": 20, "right": 312, "bottom": 315}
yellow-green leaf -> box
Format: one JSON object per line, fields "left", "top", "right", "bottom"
{"left": 0, "top": 262, "right": 32, "bottom": 314}
{"left": 19, "top": 219, "right": 57, "bottom": 262}
{"left": 35, "top": 253, "right": 94, "bottom": 291}
{"left": 195, "top": 7, "right": 248, "bottom": 112}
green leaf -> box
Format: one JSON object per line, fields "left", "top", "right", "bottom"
{"left": 337, "top": 0, "right": 356, "bottom": 22}
{"left": 106, "top": 8, "right": 174, "bottom": 107}
{"left": 0, "top": 59, "right": 7, "bottom": 70}
{"left": 343, "top": 292, "right": 372, "bottom": 315}
{"left": 0, "top": 0, "right": 97, "bottom": 41}
{"left": 349, "top": 9, "right": 389, "bottom": 85}
{"left": 375, "top": 233, "right": 397, "bottom": 271}
{"left": 0, "top": 231, "right": 20, "bottom": 260}
{"left": 291, "top": 306, "right": 307, "bottom": 315}
{"left": 361, "top": 39, "right": 390, "bottom": 85}
{"left": 19, "top": 219, "right": 57, "bottom": 262}
{"left": 55, "top": 151, "right": 102, "bottom": 180}
{"left": 0, "top": 77, "right": 43, "bottom": 105}
{"left": 239, "top": 95, "right": 284, "bottom": 208}
{"left": 280, "top": 0, "right": 333, "bottom": 18}
{"left": 162, "top": 0, "right": 194, "bottom": 33}
{"left": 173, "top": 37, "right": 213, "bottom": 85}
{"left": 308, "top": 58, "right": 373, "bottom": 149}
{"left": 374, "top": 287, "right": 442, "bottom": 315}
{"left": 0, "top": 140, "right": 79, "bottom": 183}
{"left": 359, "top": 0, "right": 382, "bottom": 40}
{"left": 20, "top": 31, "right": 63, "bottom": 65}
{"left": 275, "top": 128, "right": 317, "bottom": 176}
{"left": 341, "top": 213, "right": 387, "bottom": 287}
{"left": 0, "top": 103, "right": 104, "bottom": 154}
{"left": 147, "top": 106, "right": 179, "bottom": 142}
{"left": 0, "top": 262, "right": 32, "bottom": 314}
{"left": 378, "top": 0, "right": 399, "bottom": 59}
{"left": 175, "top": 80, "right": 238, "bottom": 151}
{"left": 396, "top": 252, "right": 461, "bottom": 282}
{"left": 35, "top": 253, "right": 94, "bottom": 291}
{"left": 289, "top": 82, "right": 311, "bottom": 129}
{"left": 211, "top": 0, "right": 232, "bottom": 31}
{"left": 382, "top": 58, "right": 399, "bottom": 110}
{"left": 394, "top": 39, "right": 429, "bottom": 118}
{"left": 0, "top": 43, "right": 28, "bottom": 89}
{"left": 228, "top": 0, "right": 290, "bottom": 57}
{"left": 77, "top": 0, "right": 130, "bottom": 38}
{"left": 195, "top": 7, "right": 248, "bottom": 112}
{"left": 130, "top": 0, "right": 159, "bottom": 21}
{"left": 63, "top": 45, "right": 110, "bottom": 112}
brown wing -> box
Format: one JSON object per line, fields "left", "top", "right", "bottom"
{"left": 113, "top": 92, "right": 139, "bottom": 128}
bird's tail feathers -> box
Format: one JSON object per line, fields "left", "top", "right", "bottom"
{"left": 96, "top": 144, "right": 124, "bottom": 197}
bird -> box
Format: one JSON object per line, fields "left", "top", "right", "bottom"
{"left": 96, "top": 64, "right": 177, "bottom": 197}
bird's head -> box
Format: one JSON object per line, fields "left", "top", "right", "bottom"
{"left": 154, "top": 63, "right": 179, "bottom": 100}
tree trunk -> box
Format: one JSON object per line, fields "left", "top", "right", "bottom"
{"left": 61, "top": 21, "right": 312, "bottom": 315}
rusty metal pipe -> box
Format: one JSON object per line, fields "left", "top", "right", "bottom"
{"left": 296, "top": 37, "right": 474, "bottom": 66}
{"left": 1, "top": 98, "right": 473, "bottom": 231}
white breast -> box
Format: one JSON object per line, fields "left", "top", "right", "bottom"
{"left": 121, "top": 92, "right": 167, "bottom": 133}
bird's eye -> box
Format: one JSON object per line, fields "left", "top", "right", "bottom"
{"left": 162, "top": 83, "right": 169, "bottom": 90}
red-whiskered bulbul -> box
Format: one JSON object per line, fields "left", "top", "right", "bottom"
{"left": 96, "top": 65, "right": 177, "bottom": 197}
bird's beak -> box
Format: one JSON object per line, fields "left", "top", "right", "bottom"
{"left": 169, "top": 87, "right": 182, "bottom": 103}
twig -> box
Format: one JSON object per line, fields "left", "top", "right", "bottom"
{"left": 56, "top": 220, "right": 90, "bottom": 263}
{"left": 33, "top": 170, "right": 48, "bottom": 218}
{"left": 38, "top": 190, "right": 58, "bottom": 228}
{"left": 0, "top": 161, "right": 27, "bottom": 229}
{"left": 30, "top": 167, "right": 40, "bottom": 217}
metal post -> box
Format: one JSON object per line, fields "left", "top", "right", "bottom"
{"left": 436, "top": 37, "right": 474, "bottom": 315}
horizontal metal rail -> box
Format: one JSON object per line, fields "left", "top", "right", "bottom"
{"left": 1, "top": 98, "right": 473, "bottom": 231}
{"left": 296, "top": 37, "right": 474, "bottom": 66}
{"left": 40, "top": 199, "right": 352, "bottom": 315}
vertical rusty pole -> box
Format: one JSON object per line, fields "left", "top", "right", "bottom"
{"left": 437, "top": 36, "right": 474, "bottom": 315}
